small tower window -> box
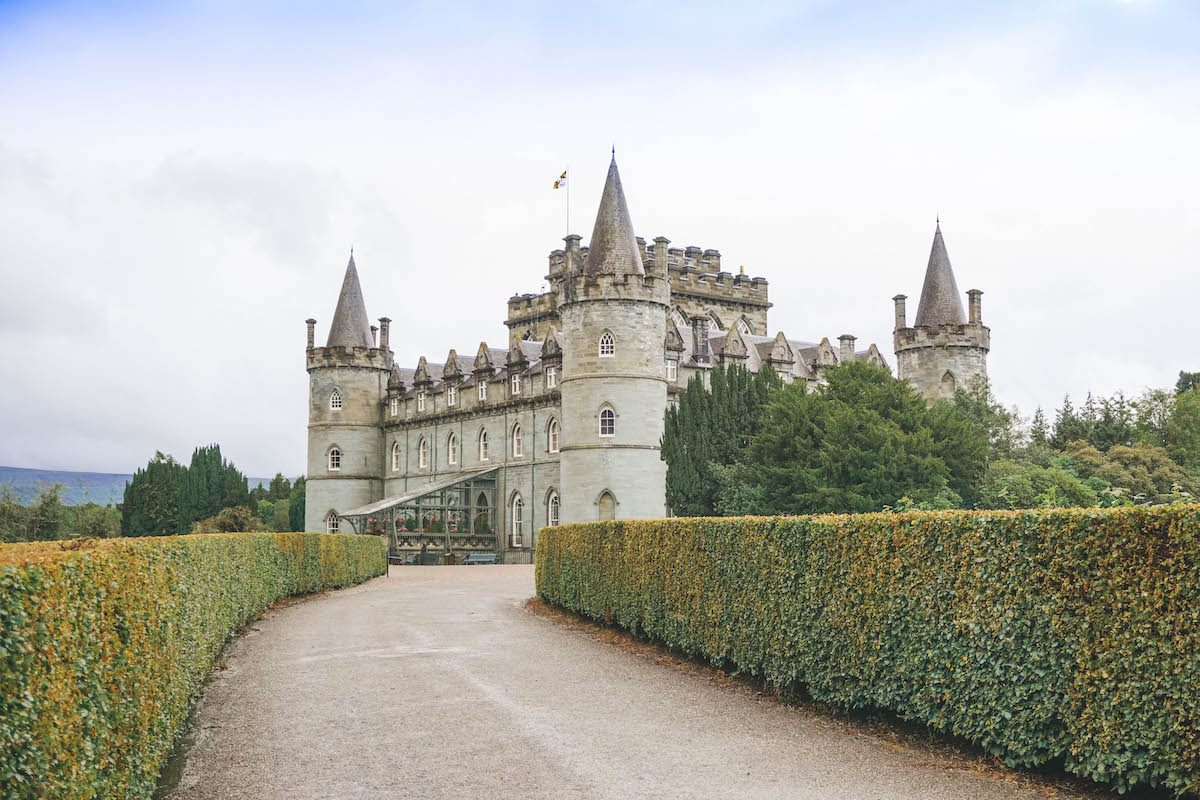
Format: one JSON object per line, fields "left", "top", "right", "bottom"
{"left": 478, "top": 381, "right": 488, "bottom": 402}
{"left": 418, "top": 437, "right": 429, "bottom": 469}
{"left": 599, "top": 332, "right": 615, "bottom": 357}
{"left": 389, "top": 398, "right": 398, "bottom": 417}
{"left": 548, "top": 490, "right": 560, "bottom": 527}
{"left": 547, "top": 418, "right": 560, "bottom": 453}
{"left": 665, "top": 360, "right": 677, "bottom": 382}
{"left": 599, "top": 408, "right": 615, "bottom": 437}
{"left": 417, "top": 392, "right": 426, "bottom": 412}
{"left": 330, "top": 389, "right": 343, "bottom": 411}
{"left": 547, "top": 367, "right": 557, "bottom": 388}
{"left": 511, "top": 373, "right": 522, "bottom": 396}
{"left": 512, "top": 424, "right": 524, "bottom": 458}
{"left": 328, "top": 447, "right": 341, "bottom": 471}
{"left": 598, "top": 491, "right": 616, "bottom": 521}
{"left": 479, "top": 429, "right": 489, "bottom": 461}
{"left": 448, "top": 433, "right": 458, "bottom": 465}
{"left": 325, "top": 510, "right": 339, "bottom": 534}
{"left": 511, "top": 493, "right": 524, "bottom": 547}
{"left": 391, "top": 441, "right": 401, "bottom": 472}
{"left": 447, "top": 385, "right": 456, "bottom": 407}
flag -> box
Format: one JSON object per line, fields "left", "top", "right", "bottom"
{"left": 553, "top": 170, "right": 567, "bottom": 189}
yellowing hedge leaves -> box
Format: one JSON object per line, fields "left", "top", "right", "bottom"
{"left": 0, "top": 532, "right": 386, "bottom": 799}
{"left": 536, "top": 507, "right": 1200, "bottom": 795}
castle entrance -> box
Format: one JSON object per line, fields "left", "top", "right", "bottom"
{"left": 340, "top": 466, "right": 500, "bottom": 562}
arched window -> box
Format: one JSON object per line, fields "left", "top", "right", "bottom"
{"left": 598, "top": 491, "right": 616, "bottom": 521}
{"left": 511, "top": 493, "right": 524, "bottom": 547}
{"left": 447, "top": 433, "right": 458, "bottom": 465}
{"left": 512, "top": 424, "right": 524, "bottom": 458}
{"left": 598, "top": 331, "right": 615, "bottom": 357}
{"left": 325, "top": 510, "right": 339, "bottom": 534}
{"left": 479, "top": 429, "right": 489, "bottom": 461}
{"left": 418, "top": 437, "right": 429, "bottom": 469}
{"left": 391, "top": 441, "right": 401, "bottom": 472}
{"left": 328, "top": 447, "right": 342, "bottom": 471}
{"left": 330, "top": 389, "right": 343, "bottom": 411}
{"left": 599, "top": 408, "right": 615, "bottom": 437}
{"left": 547, "top": 418, "right": 560, "bottom": 453}
{"left": 942, "top": 371, "right": 956, "bottom": 395}
{"left": 737, "top": 317, "right": 752, "bottom": 336}
{"left": 547, "top": 490, "right": 560, "bottom": 527}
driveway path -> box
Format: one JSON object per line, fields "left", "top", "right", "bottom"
{"left": 168, "top": 565, "right": 1067, "bottom": 800}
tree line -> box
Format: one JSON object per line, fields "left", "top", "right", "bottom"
{"left": 0, "top": 444, "right": 306, "bottom": 543}
{"left": 663, "top": 362, "right": 1200, "bottom": 516}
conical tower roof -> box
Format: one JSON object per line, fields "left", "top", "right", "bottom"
{"left": 914, "top": 222, "right": 966, "bottom": 327}
{"left": 326, "top": 252, "right": 375, "bottom": 348}
{"left": 583, "top": 156, "right": 643, "bottom": 276}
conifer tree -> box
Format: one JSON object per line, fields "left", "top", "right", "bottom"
{"left": 1030, "top": 406, "right": 1050, "bottom": 445}
{"left": 289, "top": 477, "right": 307, "bottom": 532}
{"left": 121, "top": 452, "right": 186, "bottom": 537}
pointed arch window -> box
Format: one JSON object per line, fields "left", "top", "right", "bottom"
{"left": 547, "top": 418, "right": 560, "bottom": 453}
{"left": 479, "top": 429, "right": 489, "bottom": 461}
{"left": 448, "top": 433, "right": 458, "bottom": 465}
{"left": 330, "top": 389, "right": 343, "bottom": 411}
{"left": 418, "top": 437, "right": 429, "bottom": 469}
{"left": 512, "top": 424, "right": 524, "bottom": 458}
{"left": 391, "top": 441, "right": 401, "bottom": 472}
{"left": 737, "top": 318, "right": 752, "bottom": 336}
{"left": 325, "top": 510, "right": 339, "bottom": 534}
{"left": 328, "top": 447, "right": 342, "bottom": 471}
{"left": 511, "top": 493, "right": 524, "bottom": 547}
{"left": 547, "top": 490, "right": 560, "bottom": 527}
{"left": 599, "top": 408, "right": 615, "bottom": 437}
{"left": 599, "top": 332, "right": 615, "bottom": 357}
{"left": 598, "top": 491, "right": 616, "bottom": 521}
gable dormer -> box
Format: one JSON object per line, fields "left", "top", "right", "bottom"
{"left": 413, "top": 356, "right": 432, "bottom": 387}
{"left": 665, "top": 320, "right": 685, "bottom": 353}
{"left": 721, "top": 325, "right": 748, "bottom": 362}
{"left": 387, "top": 365, "right": 406, "bottom": 394}
{"left": 540, "top": 326, "right": 562, "bottom": 361}
{"left": 473, "top": 342, "right": 494, "bottom": 374}
{"left": 766, "top": 330, "right": 793, "bottom": 365}
{"left": 815, "top": 337, "right": 837, "bottom": 367}
{"left": 443, "top": 349, "right": 463, "bottom": 381}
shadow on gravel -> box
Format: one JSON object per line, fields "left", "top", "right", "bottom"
{"left": 524, "top": 597, "right": 1179, "bottom": 800}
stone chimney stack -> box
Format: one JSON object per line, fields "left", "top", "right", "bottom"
{"left": 654, "top": 236, "right": 670, "bottom": 277}
{"left": 564, "top": 234, "right": 582, "bottom": 273}
{"left": 306, "top": 318, "right": 316, "bottom": 349}
{"left": 379, "top": 317, "right": 391, "bottom": 350}
{"left": 893, "top": 295, "right": 907, "bottom": 330}
{"left": 967, "top": 290, "right": 983, "bottom": 325}
{"left": 691, "top": 317, "right": 710, "bottom": 361}
{"left": 370, "top": 325, "right": 378, "bottom": 346}
{"left": 838, "top": 334, "right": 856, "bottom": 364}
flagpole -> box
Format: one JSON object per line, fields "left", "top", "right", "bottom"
{"left": 566, "top": 165, "right": 570, "bottom": 235}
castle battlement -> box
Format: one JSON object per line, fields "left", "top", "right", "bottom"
{"left": 893, "top": 323, "right": 990, "bottom": 353}
{"left": 558, "top": 272, "right": 668, "bottom": 306}
{"left": 306, "top": 345, "right": 393, "bottom": 371}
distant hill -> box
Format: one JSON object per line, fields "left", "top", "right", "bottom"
{"left": 0, "top": 466, "right": 293, "bottom": 506}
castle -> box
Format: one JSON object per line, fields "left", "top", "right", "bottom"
{"left": 304, "top": 156, "right": 990, "bottom": 560}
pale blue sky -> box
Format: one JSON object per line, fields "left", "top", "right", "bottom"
{"left": 1, "top": 0, "right": 1197, "bottom": 475}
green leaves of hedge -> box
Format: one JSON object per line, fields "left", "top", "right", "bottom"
{"left": 0, "top": 532, "right": 385, "bottom": 799}
{"left": 535, "top": 507, "right": 1200, "bottom": 795}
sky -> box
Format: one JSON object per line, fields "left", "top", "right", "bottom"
{"left": 1, "top": 0, "right": 1198, "bottom": 477}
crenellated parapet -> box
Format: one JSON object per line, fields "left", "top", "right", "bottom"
{"left": 557, "top": 272, "right": 669, "bottom": 308}
{"left": 893, "top": 321, "right": 990, "bottom": 354}
{"left": 306, "top": 345, "right": 394, "bottom": 372}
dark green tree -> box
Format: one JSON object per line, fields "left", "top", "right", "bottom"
{"left": 121, "top": 452, "right": 186, "bottom": 537}
{"left": 1175, "top": 370, "right": 1200, "bottom": 395}
{"left": 1092, "top": 393, "right": 1136, "bottom": 451}
{"left": 952, "top": 377, "right": 1021, "bottom": 464}
{"left": 24, "top": 484, "right": 66, "bottom": 541}
{"left": 289, "top": 477, "right": 307, "bottom": 532}
{"left": 661, "top": 363, "right": 779, "bottom": 516}
{"left": 267, "top": 473, "right": 292, "bottom": 501}
{"left": 178, "top": 444, "right": 249, "bottom": 534}
{"left": 0, "top": 485, "right": 26, "bottom": 543}
{"left": 1051, "top": 395, "right": 1091, "bottom": 449}
{"left": 1030, "top": 406, "right": 1050, "bottom": 445}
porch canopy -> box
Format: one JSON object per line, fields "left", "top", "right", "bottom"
{"left": 340, "top": 466, "right": 500, "bottom": 555}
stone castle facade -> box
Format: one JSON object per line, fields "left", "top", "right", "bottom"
{"left": 304, "top": 157, "right": 989, "bottom": 560}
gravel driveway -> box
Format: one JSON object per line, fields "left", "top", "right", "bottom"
{"left": 165, "top": 565, "right": 1071, "bottom": 800}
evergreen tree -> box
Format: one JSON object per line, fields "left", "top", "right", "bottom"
{"left": 1030, "top": 406, "right": 1050, "bottom": 445}
{"left": 1051, "top": 394, "right": 1091, "bottom": 449}
{"left": 1166, "top": 389, "right": 1200, "bottom": 471}
{"left": 1092, "top": 393, "right": 1136, "bottom": 451}
{"left": 289, "top": 477, "right": 307, "bottom": 532}
{"left": 1176, "top": 370, "right": 1200, "bottom": 396}
{"left": 121, "top": 452, "right": 185, "bottom": 537}
{"left": 25, "top": 484, "right": 65, "bottom": 541}
{"left": 0, "top": 485, "right": 26, "bottom": 543}
{"left": 267, "top": 473, "right": 292, "bottom": 501}
{"left": 951, "top": 377, "right": 1021, "bottom": 464}
{"left": 178, "top": 444, "right": 249, "bottom": 534}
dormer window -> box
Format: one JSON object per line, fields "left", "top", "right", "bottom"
{"left": 599, "top": 332, "right": 615, "bottom": 357}
{"left": 665, "top": 360, "right": 677, "bottom": 382}
{"left": 389, "top": 398, "right": 398, "bottom": 417}
{"left": 478, "top": 381, "right": 487, "bottom": 402}
{"left": 417, "top": 392, "right": 426, "bottom": 412}
{"left": 547, "top": 367, "right": 557, "bottom": 388}
{"left": 447, "top": 385, "right": 457, "bottom": 407}
{"left": 511, "top": 373, "right": 522, "bottom": 396}
{"left": 330, "top": 389, "right": 343, "bottom": 411}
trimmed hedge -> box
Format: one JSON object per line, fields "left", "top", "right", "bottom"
{"left": 536, "top": 507, "right": 1200, "bottom": 795}
{"left": 0, "top": 532, "right": 386, "bottom": 799}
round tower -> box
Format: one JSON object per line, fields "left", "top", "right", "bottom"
{"left": 893, "top": 222, "right": 990, "bottom": 403}
{"left": 304, "top": 254, "right": 392, "bottom": 532}
{"left": 558, "top": 155, "right": 670, "bottom": 523}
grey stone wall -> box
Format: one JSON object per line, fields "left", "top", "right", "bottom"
{"left": 893, "top": 323, "right": 989, "bottom": 403}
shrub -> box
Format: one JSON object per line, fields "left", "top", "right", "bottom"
{"left": 0, "top": 531, "right": 386, "bottom": 799}
{"left": 536, "top": 507, "right": 1200, "bottom": 795}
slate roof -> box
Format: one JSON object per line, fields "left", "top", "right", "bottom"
{"left": 913, "top": 223, "right": 966, "bottom": 327}
{"left": 325, "top": 254, "right": 375, "bottom": 348}
{"left": 583, "top": 156, "right": 644, "bottom": 276}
